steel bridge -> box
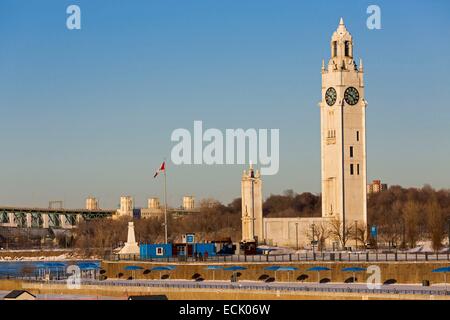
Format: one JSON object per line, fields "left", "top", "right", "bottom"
{"left": 0, "top": 206, "right": 115, "bottom": 229}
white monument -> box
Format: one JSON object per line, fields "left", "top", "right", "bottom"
{"left": 118, "top": 221, "right": 140, "bottom": 256}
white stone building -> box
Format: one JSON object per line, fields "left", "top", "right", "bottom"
{"left": 116, "top": 196, "right": 134, "bottom": 218}
{"left": 85, "top": 197, "right": 99, "bottom": 210}
{"left": 320, "top": 17, "right": 367, "bottom": 230}
{"left": 241, "top": 164, "right": 264, "bottom": 243}
{"left": 141, "top": 197, "right": 164, "bottom": 219}
{"left": 182, "top": 196, "right": 195, "bottom": 210}
{"left": 244, "top": 19, "right": 368, "bottom": 249}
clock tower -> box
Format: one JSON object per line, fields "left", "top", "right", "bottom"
{"left": 319, "top": 18, "right": 367, "bottom": 244}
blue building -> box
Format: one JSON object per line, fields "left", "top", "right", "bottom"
{"left": 140, "top": 243, "right": 216, "bottom": 259}
{"left": 193, "top": 243, "right": 216, "bottom": 257}
{"left": 140, "top": 243, "right": 172, "bottom": 259}
{"left": 133, "top": 208, "right": 141, "bottom": 219}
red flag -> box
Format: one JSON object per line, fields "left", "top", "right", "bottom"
{"left": 153, "top": 161, "right": 165, "bottom": 178}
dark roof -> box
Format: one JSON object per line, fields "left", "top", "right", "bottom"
{"left": 128, "top": 295, "right": 168, "bottom": 300}
{"left": 4, "top": 290, "right": 36, "bottom": 299}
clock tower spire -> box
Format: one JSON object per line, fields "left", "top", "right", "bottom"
{"left": 328, "top": 17, "right": 358, "bottom": 72}
{"left": 319, "top": 18, "right": 367, "bottom": 248}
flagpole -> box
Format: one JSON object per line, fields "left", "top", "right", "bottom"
{"left": 163, "top": 159, "right": 168, "bottom": 244}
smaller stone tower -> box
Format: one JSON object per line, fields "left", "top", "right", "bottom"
{"left": 241, "top": 163, "right": 263, "bottom": 243}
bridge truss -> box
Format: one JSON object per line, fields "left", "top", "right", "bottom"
{"left": 0, "top": 206, "right": 115, "bottom": 229}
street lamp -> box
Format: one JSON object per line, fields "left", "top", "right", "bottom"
{"left": 447, "top": 218, "right": 450, "bottom": 248}
{"left": 295, "top": 222, "right": 299, "bottom": 250}
{"left": 311, "top": 223, "right": 316, "bottom": 255}
{"left": 354, "top": 220, "right": 358, "bottom": 251}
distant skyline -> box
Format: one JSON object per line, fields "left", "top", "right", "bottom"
{"left": 1, "top": 0, "right": 450, "bottom": 209}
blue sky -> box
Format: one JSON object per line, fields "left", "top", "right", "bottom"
{"left": 1, "top": 0, "right": 449, "bottom": 209}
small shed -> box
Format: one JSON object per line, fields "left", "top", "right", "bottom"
{"left": 3, "top": 290, "right": 36, "bottom": 300}
{"left": 140, "top": 243, "right": 173, "bottom": 258}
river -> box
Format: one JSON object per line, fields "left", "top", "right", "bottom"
{"left": 0, "top": 260, "right": 101, "bottom": 278}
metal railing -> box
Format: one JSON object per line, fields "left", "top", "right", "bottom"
{"left": 107, "top": 252, "right": 450, "bottom": 263}
{"left": 24, "top": 278, "right": 450, "bottom": 297}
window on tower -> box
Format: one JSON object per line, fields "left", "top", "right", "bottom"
{"left": 345, "top": 41, "right": 350, "bottom": 57}
{"left": 327, "top": 130, "right": 336, "bottom": 139}
{"left": 357, "top": 164, "right": 360, "bottom": 175}
{"left": 350, "top": 164, "right": 354, "bottom": 175}
{"left": 356, "top": 131, "right": 359, "bottom": 141}
{"left": 350, "top": 146, "right": 354, "bottom": 158}
{"left": 332, "top": 41, "right": 337, "bottom": 57}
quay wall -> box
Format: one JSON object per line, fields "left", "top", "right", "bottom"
{"left": 0, "top": 281, "right": 448, "bottom": 300}
{"left": 101, "top": 260, "right": 450, "bottom": 285}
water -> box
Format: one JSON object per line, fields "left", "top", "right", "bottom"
{"left": 0, "top": 260, "right": 101, "bottom": 278}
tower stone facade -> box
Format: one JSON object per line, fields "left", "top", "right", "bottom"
{"left": 320, "top": 18, "right": 367, "bottom": 234}
{"left": 85, "top": 197, "right": 99, "bottom": 210}
{"left": 244, "top": 18, "right": 368, "bottom": 249}
{"left": 117, "top": 196, "right": 134, "bottom": 217}
{"left": 182, "top": 196, "right": 195, "bottom": 210}
{"left": 241, "top": 164, "right": 263, "bottom": 243}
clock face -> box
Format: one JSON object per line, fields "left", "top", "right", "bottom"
{"left": 325, "top": 87, "right": 337, "bottom": 106}
{"left": 344, "top": 87, "right": 359, "bottom": 105}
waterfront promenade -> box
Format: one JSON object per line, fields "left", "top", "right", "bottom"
{"left": 3, "top": 278, "right": 449, "bottom": 300}
{"left": 113, "top": 251, "right": 450, "bottom": 263}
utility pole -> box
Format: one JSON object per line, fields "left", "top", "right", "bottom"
{"left": 311, "top": 223, "right": 316, "bottom": 255}
{"left": 402, "top": 219, "right": 406, "bottom": 250}
{"left": 447, "top": 218, "right": 450, "bottom": 248}
{"left": 251, "top": 166, "right": 255, "bottom": 243}
{"left": 295, "top": 222, "right": 299, "bottom": 250}
{"left": 163, "top": 161, "right": 168, "bottom": 244}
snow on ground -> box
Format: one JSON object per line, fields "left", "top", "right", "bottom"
{"left": 0, "top": 253, "right": 98, "bottom": 262}
{"left": 257, "top": 245, "right": 296, "bottom": 255}
{"left": 407, "top": 241, "right": 450, "bottom": 253}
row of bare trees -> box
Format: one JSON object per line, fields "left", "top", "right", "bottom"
{"left": 303, "top": 218, "right": 367, "bottom": 251}
{"left": 368, "top": 185, "right": 449, "bottom": 251}
{"left": 263, "top": 190, "right": 321, "bottom": 218}
{"left": 73, "top": 198, "right": 242, "bottom": 255}
{"left": 71, "top": 185, "right": 449, "bottom": 255}
{"left": 263, "top": 186, "right": 449, "bottom": 251}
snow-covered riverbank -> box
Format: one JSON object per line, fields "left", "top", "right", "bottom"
{"left": 0, "top": 250, "right": 99, "bottom": 262}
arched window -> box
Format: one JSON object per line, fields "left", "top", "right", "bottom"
{"left": 345, "top": 41, "right": 351, "bottom": 57}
